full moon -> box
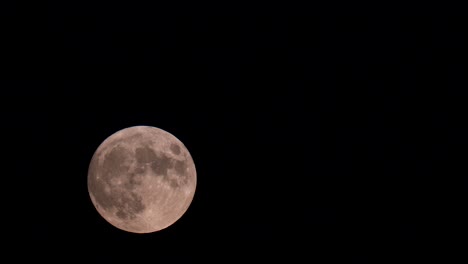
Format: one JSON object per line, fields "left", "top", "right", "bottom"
{"left": 87, "top": 126, "right": 197, "bottom": 233}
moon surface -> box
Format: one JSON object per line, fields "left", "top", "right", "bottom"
{"left": 87, "top": 126, "right": 197, "bottom": 233}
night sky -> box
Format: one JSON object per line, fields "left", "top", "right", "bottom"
{"left": 3, "top": 3, "right": 466, "bottom": 263}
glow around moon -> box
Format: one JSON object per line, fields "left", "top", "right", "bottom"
{"left": 87, "top": 126, "right": 197, "bottom": 233}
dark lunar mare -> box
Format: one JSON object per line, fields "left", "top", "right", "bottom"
{"left": 129, "top": 144, "right": 190, "bottom": 190}
{"left": 135, "top": 146, "right": 157, "bottom": 163}
{"left": 170, "top": 143, "right": 181, "bottom": 155}
{"left": 141, "top": 146, "right": 190, "bottom": 188}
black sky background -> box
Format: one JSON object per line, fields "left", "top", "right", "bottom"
{"left": 3, "top": 3, "right": 467, "bottom": 263}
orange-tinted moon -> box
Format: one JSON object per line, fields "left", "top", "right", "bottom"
{"left": 87, "top": 126, "right": 197, "bottom": 233}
